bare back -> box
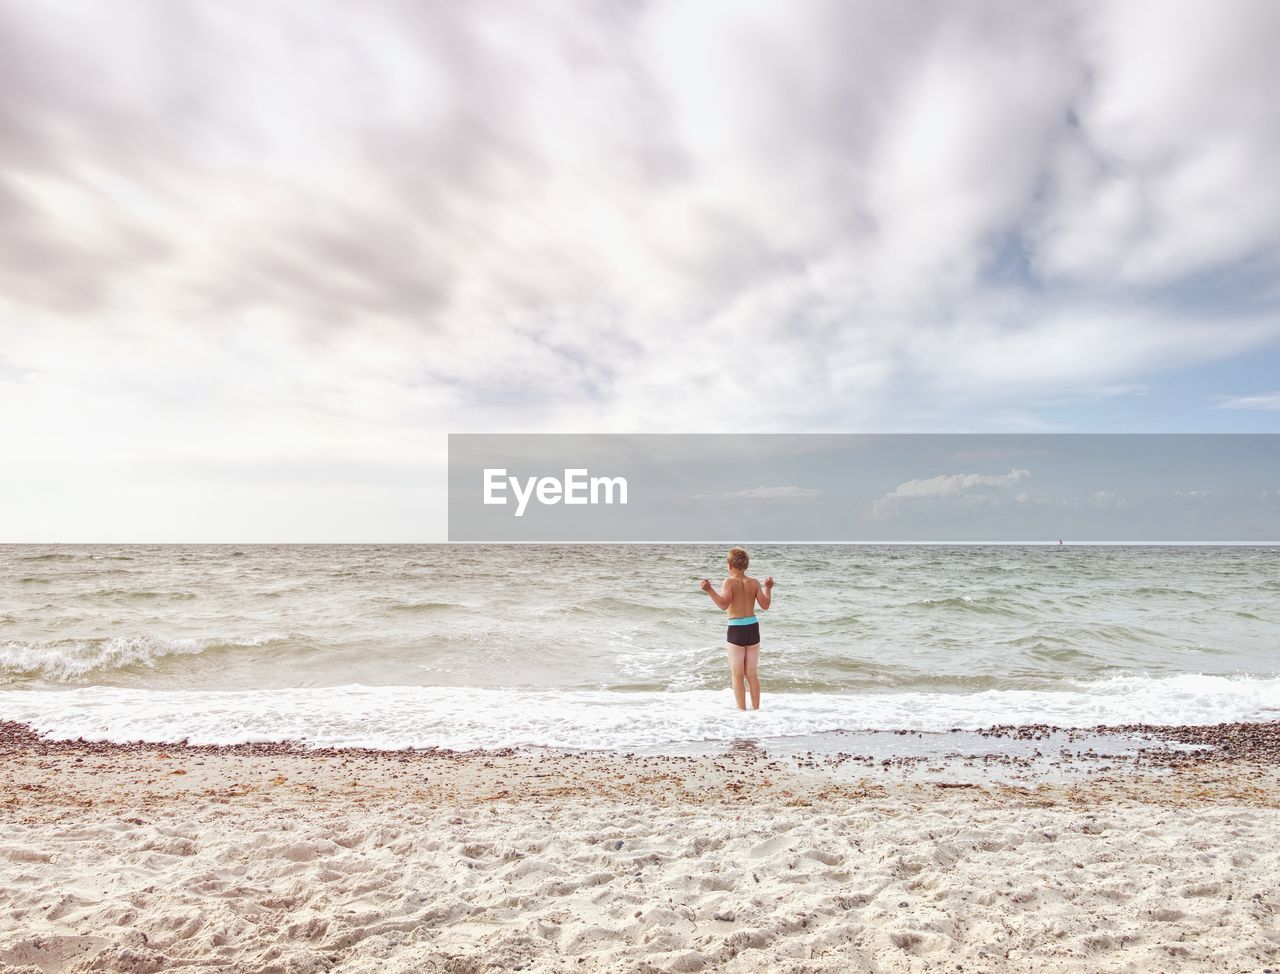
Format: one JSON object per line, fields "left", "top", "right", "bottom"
{"left": 721, "top": 574, "right": 761, "bottom": 619}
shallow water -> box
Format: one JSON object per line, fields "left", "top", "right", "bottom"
{"left": 1, "top": 544, "right": 1277, "bottom": 749}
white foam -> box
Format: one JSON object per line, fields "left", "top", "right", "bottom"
{"left": 0, "top": 634, "right": 288, "bottom": 681}
{"left": 2, "top": 673, "right": 1277, "bottom": 751}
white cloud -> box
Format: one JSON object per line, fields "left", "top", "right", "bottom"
{"left": 1214, "top": 392, "right": 1280, "bottom": 411}
{"left": 884, "top": 468, "right": 1031, "bottom": 500}
{"left": 874, "top": 468, "right": 1031, "bottom": 516}
{"left": 1090, "top": 490, "right": 1128, "bottom": 510}
{"left": 717, "top": 485, "right": 824, "bottom": 501}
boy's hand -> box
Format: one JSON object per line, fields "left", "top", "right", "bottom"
{"left": 699, "top": 578, "right": 713, "bottom": 593}
{"left": 764, "top": 576, "right": 774, "bottom": 589}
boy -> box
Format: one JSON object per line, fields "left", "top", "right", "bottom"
{"left": 699, "top": 547, "right": 773, "bottom": 710}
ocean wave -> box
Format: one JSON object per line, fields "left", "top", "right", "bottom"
{"left": 3, "top": 673, "right": 1277, "bottom": 751}
{"left": 0, "top": 634, "right": 291, "bottom": 682}
{"left": 549, "top": 596, "right": 673, "bottom": 617}
{"left": 387, "top": 601, "right": 461, "bottom": 613}
{"left": 1072, "top": 623, "right": 1164, "bottom": 645}
{"left": 1008, "top": 640, "right": 1103, "bottom": 666}
{"left": 812, "top": 612, "right": 868, "bottom": 629}
{"left": 1130, "top": 585, "right": 1209, "bottom": 597}
{"left": 85, "top": 589, "right": 199, "bottom": 601}
{"left": 904, "top": 595, "right": 1022, "bottom": 616}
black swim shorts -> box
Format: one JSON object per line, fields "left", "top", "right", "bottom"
{"left": 726, "top": 622, "right": 760, "bottom": 646}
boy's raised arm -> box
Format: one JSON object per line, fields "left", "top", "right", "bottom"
{"left": 756, "top": 576, "right": 774, "bottom": 610}
{"left": 699, "top": 577, "right": 731, "bottom": 610}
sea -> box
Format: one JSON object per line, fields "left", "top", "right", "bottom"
{"left": 1, "top": 544, "right": 1277, "bottom": 752}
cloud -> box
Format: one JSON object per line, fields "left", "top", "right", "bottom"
{"left": 1214, "top": 391, "right": 1280, "bottom": 411}
{"left": 718, "top": 485, "right": 824, "bottom": 501}
{"left": 685, "top": 485, "right": 824, "bottom": 505}
{"left": 1, "top": 0, "right": 1279, "bottom": 538}
{"left": 874, "top": 468, "right": 1031, "bottom": 516}
{"left": 1090, "top": 490, "right": 1128, "bottom": 510}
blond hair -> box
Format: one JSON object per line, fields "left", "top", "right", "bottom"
{"left": 727, "top": 547, "right": 749, "bottom": 571}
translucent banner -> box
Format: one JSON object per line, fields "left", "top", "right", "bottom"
{"left": 447, "top": 434, "right": 1279, "bottom": 542}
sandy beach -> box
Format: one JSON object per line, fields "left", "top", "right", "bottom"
{"left": 2, "top": 722, "right": 1279, "bottom": 973}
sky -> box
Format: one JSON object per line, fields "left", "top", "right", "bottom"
{"left": 1, "top": 0, "right": 1278, "bottom": 541}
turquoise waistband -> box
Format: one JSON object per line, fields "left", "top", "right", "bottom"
{"left": 727, "top": 616, "right": 758, "bottom": 626}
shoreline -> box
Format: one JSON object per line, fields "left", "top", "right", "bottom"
{"left": 3, "top": 720, "right": 1280, "bottom": 972}
{"left": 5, "top": 717, "right": 1279, "bottom": 766}
{"left": 5, "top": 719, "right": 1280, "bottom": 814}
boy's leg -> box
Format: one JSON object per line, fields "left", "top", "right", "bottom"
{"left": 745, "top": 644, "right": 761, "bottom": 710}
{"left": 726, "top": 644, "right": 747, "bottom": 710}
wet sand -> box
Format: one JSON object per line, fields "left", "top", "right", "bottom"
{"left": 2, "top": 720, "right": 1279, "bottom": 972}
